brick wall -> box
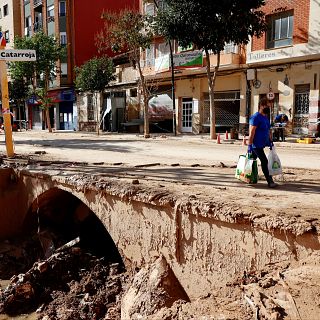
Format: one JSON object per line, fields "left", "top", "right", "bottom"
{"left": 252, "top": 0, "right": 310, "bottom": 51}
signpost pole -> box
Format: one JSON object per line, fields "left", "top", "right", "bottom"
{"left": 0, "top": 39, "right": 14, "bottom": 157}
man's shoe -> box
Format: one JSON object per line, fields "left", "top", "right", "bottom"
{"left": 268, "top": 182, "right": 278, "bottom": 188}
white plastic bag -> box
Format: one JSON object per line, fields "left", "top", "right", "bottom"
{"left": 268, "top": 146, "right": 282, "bottom": 176}
{"left": 235, "top": 154, "right": 258, "bottom": 184}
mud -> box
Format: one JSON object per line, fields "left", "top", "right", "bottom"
{"left": 1, "top": 157, "right": 320, "bottom": 319}
{"left": 0, "top": 235, "right": 128, "bottom": 320}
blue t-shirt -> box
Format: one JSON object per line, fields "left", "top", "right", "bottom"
{"left": 249, "top": 112, "right": 270, "bottom": 148}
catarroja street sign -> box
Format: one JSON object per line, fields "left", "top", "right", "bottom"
{"left": 0, "top": 49, "right": 37, "bottom": 61}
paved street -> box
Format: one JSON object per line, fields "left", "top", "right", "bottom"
{"left": 1, "top": 131, "right": 320, "bottom": 170}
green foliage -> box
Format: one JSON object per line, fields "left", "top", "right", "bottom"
{"left": 96, "top": 9, "right": 154, "bottom": 64}
{"left": 9, "top": 32, "right": 65, "bottom": 90}
{"left": 8, "top": 79, "right": 30, "bottom": 103}
{"left": 74, "top": 56, "right": 115, "bottom": 92}
{"left": 35, "top": 87, "right": 54, "bottom": 110}
{"left": 155, "top": 0, "right": 267, "bottom": 53}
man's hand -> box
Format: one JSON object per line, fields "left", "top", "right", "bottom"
{"left": 247, "top": 144, "right": 253, "bottom": 154}
{"left": 269, "top": 140, "right": 274, "bottom": 150}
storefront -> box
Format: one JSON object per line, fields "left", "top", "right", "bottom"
{"left": 27, "top": 88, "right": 76, "bottom": 130}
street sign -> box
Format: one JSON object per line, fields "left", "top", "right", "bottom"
{"left": 266, "top": 91, "right": 275, "bottom": 100}
{"left": 0, "top": 31, "right": 37, "bottom": 157}
{"left": 0, "top": 49, "right": 37, "bottom": 61}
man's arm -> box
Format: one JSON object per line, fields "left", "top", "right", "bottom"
{"left": 248, "top": 125, "right": 256, "bottom": 145}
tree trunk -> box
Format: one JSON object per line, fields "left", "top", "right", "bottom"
{"left": 95, "top": 92, "right": 100, "bottom": 136}
{"left": 45, "top": 107, "right": 52, "bottom": 133}
{"left": 136, "top": 58, "right": 150, "bottom": 138}
{"left": 44, "top": 75, "right": 52, "bottom": 133}
{"left": 205, "top": 49, "right": 220, "bottom": 140}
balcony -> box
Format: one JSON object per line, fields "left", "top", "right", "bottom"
{"left": 33, "top": 0, "right": 42, "bottom": 9}
{"left": 208, "top": 52, "right": 241, "bottom": 68}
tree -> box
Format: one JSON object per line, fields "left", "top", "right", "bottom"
{"left": 9, "top": 32, "right": 65, "bottom": 132}
{"left": 8, "top": 78, "right": 30, "bottom": 129}
{"left": 96, "top": 9, "right": 154, "bottom": 138}
{"left": 156, "top": 0, "right": 266, "bottom": 139}
{"left": 74, "top": 56, "right": 115, "bottom": 133}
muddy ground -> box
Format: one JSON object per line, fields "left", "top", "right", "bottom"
{"left": 2, "top": 235, "right": 320, "bottom": 320}
{"left": 0, "top": 234, "right": 129, "bottom": 320}
{"left": 1, "top": 154, "right": 320, "bottom": 319}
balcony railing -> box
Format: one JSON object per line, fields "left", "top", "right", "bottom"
{"left": 33, "top": 0, "right": 42, "bottom": 8}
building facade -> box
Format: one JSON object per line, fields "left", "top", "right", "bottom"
{"left": 0, "top": 0, "right": 21, "bottom": 47}
{"left": 74, "top": 0, "right": 139, "bottom": 133}
{"left": 21, "top": 0, "right": 75, "bottom": 130}
{"left": 20, "top": 0, "right": 138, "bottom": 131}
{"left": 247, "top": 0, "right": 320, "bottom": 136}
{"left": 116, "top": 0, "right": 319, "bottom": 137}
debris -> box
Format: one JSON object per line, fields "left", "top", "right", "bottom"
{"left": 121, "top": 256, "right": 189, "bottom": 319}
{"left": 219, "top": 162, "right": 226, "bottom": 168}
{"left": 134, "top": 163, "right": 160, "bottom": 168}
{"left": 35, "top": 151, "right": 47, "bottom": 155}
{"left": 55, "top": 237, "right": 80, "bottom": 253}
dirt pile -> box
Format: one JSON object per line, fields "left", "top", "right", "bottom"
{"left": 121, "top": 256, "right": 189, "bottom": 319}
{"left": 0, "top": 244, "right": 127, "bottom": 320}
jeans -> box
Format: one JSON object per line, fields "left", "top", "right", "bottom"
{"left": 252, "top": 148, "right": 272, "bottom": 183}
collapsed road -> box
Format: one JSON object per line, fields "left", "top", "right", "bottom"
{"left": 1, "top": 156, "right": 320, "bottom": 319}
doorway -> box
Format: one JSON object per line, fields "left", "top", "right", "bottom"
{"left": 181, "top": 98, "right": 193, "bottom": 133}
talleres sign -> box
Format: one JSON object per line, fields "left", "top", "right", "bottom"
{"left": 0, "top": 49, "right": 37, "bottom": 61}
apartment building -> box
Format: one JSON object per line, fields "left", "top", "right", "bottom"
{"left": 21, "top": 0, "right": 138, "bottom": 131}
{"left": 114, "top": 0, "right": 319, "bottom": 136}
{"left": 123, "top": 0, "right": 247, "bottom": 135}
{"left": 21, "top": 0, "right": 75, "bottom": 130}
{"left": 0, "top": 0, "right": 21, "bottom": 48}
{"left": 247, "top": 0, "right": 320, "bottom": 136}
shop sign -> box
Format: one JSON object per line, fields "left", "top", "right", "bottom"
{"left": 173, "top": 50, "right": 203, "bottom": 68}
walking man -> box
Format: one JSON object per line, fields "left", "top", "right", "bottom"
{"left": 247, "top": 97, "right": 278, "bottom": 188}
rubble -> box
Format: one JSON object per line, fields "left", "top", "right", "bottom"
{"left": 0, "top": 239, "right": 128, "bottom": 319}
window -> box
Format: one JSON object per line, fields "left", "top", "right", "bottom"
{"left": 144, "top": 3, "right": 155, "bottom": 16}
{"left": 266, "top": 11, "right": 293, "bottom": 49}
{"left": 4, "top": 31, "right": 9, "bottom": 43}
{"left": 59, "top": 1, "right": 66, "bottom": 17}
{"left": 3, "top": 4, "right": 8, "bottom": 16}
{"left": 47, "top": 5, "right": 54, "bottom": 22}
{"left": 60, "top": 32, "right": 67, "bottom": 45}
{"left": 25, "top": 15, "right": 32, "bottom": 36}
{"left": 158, "top": 42, "right": 170, "bottom": 57}
{"left": 223, "top": 42, "right": 238, "bottom": 54}
{"left": 144, "top": 44, "right": 155, "bottom": 67}
{"left": 130, "top": 89, "right": 137, "bottom": 97}
{"left": 87, "top": 94, "right": 95, "bottom": 121}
